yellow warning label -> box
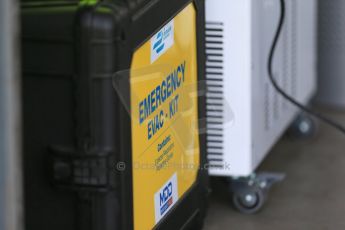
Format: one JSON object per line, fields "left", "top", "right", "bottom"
{"left": 130, "top": 3, "right": 200, "bottom": 230}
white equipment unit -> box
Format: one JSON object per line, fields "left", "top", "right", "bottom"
{"left": 205, "top": 0, "right": 317, "bottom": 177}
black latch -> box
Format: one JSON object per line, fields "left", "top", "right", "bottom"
{"left": 50, "top": 147, "right": 115, "bottom": 193}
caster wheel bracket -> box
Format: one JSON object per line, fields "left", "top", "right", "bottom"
{"left": 229, "top": 172, "right": 285, "bottom": 214}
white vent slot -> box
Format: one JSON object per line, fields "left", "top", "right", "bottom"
{"left": 205, "top": 21, "right": 225, "bottom": 169}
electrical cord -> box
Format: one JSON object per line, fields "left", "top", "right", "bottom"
{"left": 268, "top": 0, "right": 345, "bottom": 135}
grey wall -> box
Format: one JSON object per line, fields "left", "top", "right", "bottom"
{"left": 0, "top": 0, "right": 23, "bottom": 229}
{"left": 316, "top": 0, "right": 345, "bottom": 108}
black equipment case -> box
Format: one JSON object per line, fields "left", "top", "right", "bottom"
{"left": 21, "top": 0, "right": 208, "bottom": 230}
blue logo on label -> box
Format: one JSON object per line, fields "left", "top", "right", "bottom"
{"left": 151, "top": 20, "right": 174, "bottom": 63}
{"left": 154, "top": 173, "right": 178, "bottom": 223}
{"left": 153, "top": 31, "right": 165, "bottom": 54}
{"left": 159, "top": 182, "right": 173, "bottom": 215}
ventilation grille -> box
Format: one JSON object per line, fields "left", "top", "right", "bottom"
{"left": 265, "top": 0, "right": 298, "bottom": 131}
{"left": 205, "top": 22, "right": 225, "bottom": 169}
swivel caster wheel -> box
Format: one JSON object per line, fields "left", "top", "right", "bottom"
{"left": 232, "top": 187, "right": 266, "bottom": 214}
{"left": 229, "top": 172, "right": 285, "bottom": 214}
{"left": 287, "top": 113, "right": 318, "bottom": 139}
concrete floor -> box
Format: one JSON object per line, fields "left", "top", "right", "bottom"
{"left": 204, "top": 108, "right": 345, "bottom": 230}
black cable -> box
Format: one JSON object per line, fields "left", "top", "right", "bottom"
{"left": 268, "top": 0, "right": 345, "bottom": 135}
